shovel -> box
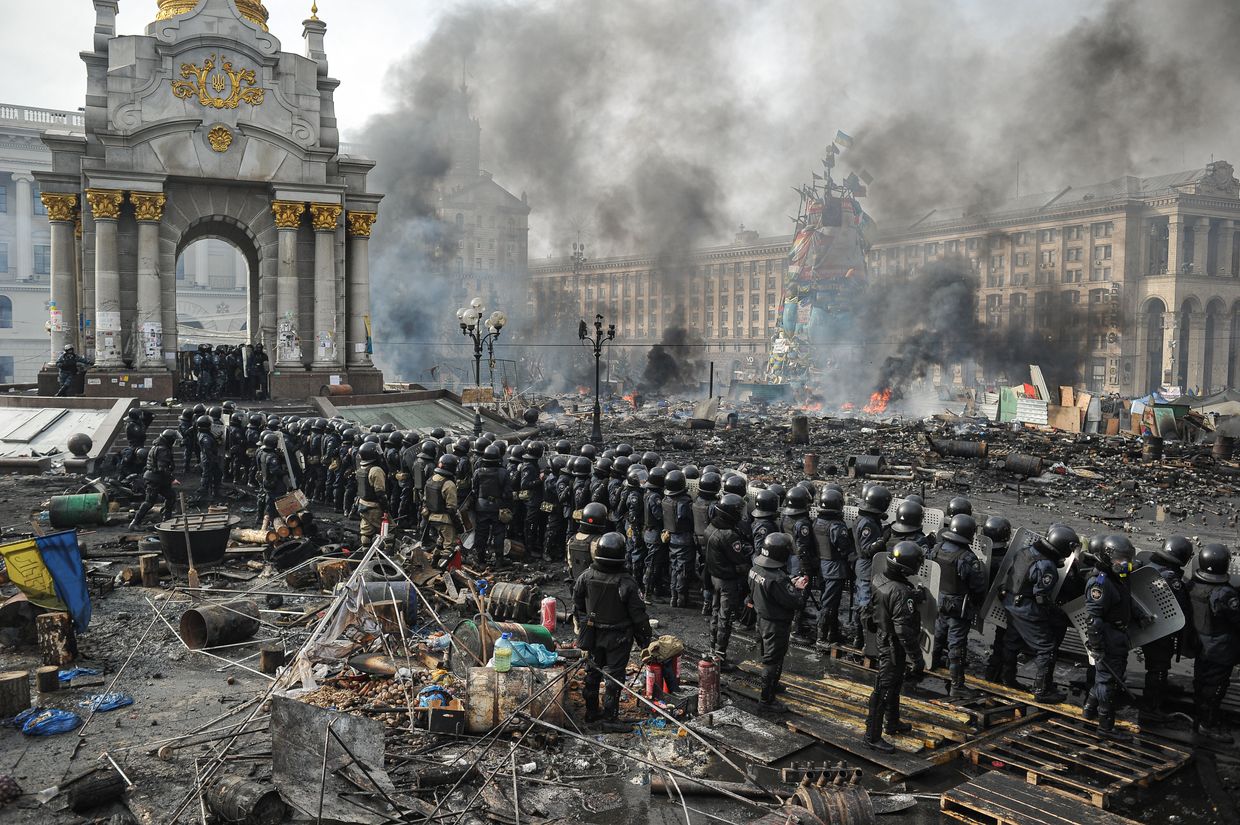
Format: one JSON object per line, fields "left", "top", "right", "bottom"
{"left": 178, "top": 492, "right": 200, "bottom": 588}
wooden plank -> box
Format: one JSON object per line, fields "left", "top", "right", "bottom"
{"left": 1036, "top": 727, "right": 1165, "bottom": 776}
{"left": 685, "top": 706, "right": 812, "bottom": 765}
{"left": 957, "top": 673, "right": 1140, "bottom": 733}
{"left": 942, "top": 770, "right": 1144, "bottom": 825}
{"left": 1040, "top": 719, "right": 1188, "bottom": 775}
{"left": 968, "top": 744, "right": 1108, "bottom": 807}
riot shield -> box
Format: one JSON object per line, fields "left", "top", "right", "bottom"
{"left": 921, "top": 507, "right": 945, "bottom": 536}
{"left": 971, "top": 535, "right": 994, "bottom": 569}
{"left": 843, "top": 504, "right": 859, "bottom": 527}
{"left": 866, "top": 553, "right": 939, "bottom": 669}
{"left": 1064, "top": 564, "right": 1186, "bottom": 653}
{"left": 977, "top": 529, "right": 1075, "bottom": 631}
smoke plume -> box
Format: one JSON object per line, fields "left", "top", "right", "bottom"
{"left": 641, "top": 326, "right": 708, "bottom": 395}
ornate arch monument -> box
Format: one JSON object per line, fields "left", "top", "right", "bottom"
{"left": 35, "top": 0, "right": 383, "bottom": 397}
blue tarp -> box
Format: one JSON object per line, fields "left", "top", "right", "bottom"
{"left": 36, "top": 531, "right": 92, "bottom": 631}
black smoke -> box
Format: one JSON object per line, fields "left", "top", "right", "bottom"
{"left": 642, "top": 326, "right": 707, "bottom": 395}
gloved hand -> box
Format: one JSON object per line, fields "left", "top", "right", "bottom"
{"left": 1085, "top": 630, "right": 1104, "bottom": 662}
{"left": 660, "top": 530, "right": 671, "bottom": 544}
{"left": 907, "top": 661, "right": 925, "bottom": 681}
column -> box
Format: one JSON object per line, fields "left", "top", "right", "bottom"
{"left": 194, "top": 239, "right": 211, "bottom": 286}
{"left": 1216, "top": 220, "right": 1235, "bottom": 279}
{"left": 1193, "top": 217, "right": 1212, "bottom": 275}
{"left": 271, "top": 200, "right": 305, "bottom": 366}
{"left": 1166, "top": 215, "right": 1183, "bottom": 275}
{"left": 40, "top": 194, "right": 78, "bottom": 358}
{"left": 85, "top": 189, "right": 124, "bottom": 368}
{"left": 130, "top": 192, "right": 166, "bottom": 369}
{"left": 310, "top": 203, "right": 342, "bottom": 366}
{"left": 1187, "top": 311, "right": 1207, "bottom": 391}
{"left": 1161, "top": 310, "right": 1178, "bottom": 387}
{"left": 345, "top": 211, "right": 377, "bottom": 367}
{"left": 13, "top": 174, "right": 34, "bottom": 282}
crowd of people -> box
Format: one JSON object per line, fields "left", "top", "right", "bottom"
{"left": 113, "top": 415, "right": 1240, "bottom": 748}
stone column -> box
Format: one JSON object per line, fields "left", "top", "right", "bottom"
{"left": 345, "top": 211, "right": 377, "bottom": 367}
{"left": 130, "top": 192, "right": 166, "bottom": 369}
{"left": 1216, "top": 219, "right": 1235, "bottom": 279}
{"left": 85, "top": 189, "right": 124, "bottom": 368}
{"left": 310, "top": 203, "right": 342, "bottom": 366}
{"left": 13, "top": 174, "right": 34, "bottom": 282}
{"left": 271, "top": 200, "right": 305, "bottom": 366}
{"left": 194, "top": 239, "right": 211, "bottom": 286}
{"left": 1166, "top": 215, "right": 1183, "bottom": 275}
{"left": 40, "top": 194, "right": 79, "bottom": 357}
{"left": 1187, "top": 312, "right": 1207, "bottom": 391}
{"left": 1193, "top": 217, "right": 1212, "bottom": 275}
{"left": 1162, "top": 310, "right": 1178, "bottom": 387}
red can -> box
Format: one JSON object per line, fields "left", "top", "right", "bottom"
{"left": 645, "top": 663, "right": 664, "bottom": 700}
{"left": 540, "top": 597, "right": 557, "bottom": 634}
{"left": 698, "top": 659, "right": 720, "bottom": 715}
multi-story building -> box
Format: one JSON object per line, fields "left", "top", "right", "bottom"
{"left": 532, "top": 162, "right": 1240, "bottom": 396}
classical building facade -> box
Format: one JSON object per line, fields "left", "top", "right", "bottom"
{"left": 33, "top": 0, "right": 383, "bottom": 398}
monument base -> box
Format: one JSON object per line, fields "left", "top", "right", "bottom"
{"left": 38, "top": 365, "right": 384, "bottom": 400}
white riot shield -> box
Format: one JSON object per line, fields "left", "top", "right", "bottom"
{"left": 971, "top": 535, "right": 994, "bottom": 569}
{"left": 979, "top": 529, "right": 1076, "bottom": 631}
{"left": 1064, "top": 564, "right": 1186, "bottom": 653}
{"left": 843, "top": 504, "right": 859, "bottom": 527}
{"left": 921, "top": 508, "right": 945, "bottom": 536}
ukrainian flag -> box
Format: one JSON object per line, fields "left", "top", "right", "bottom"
{"left": 0, "top": 531, "right": 92, "bottom": 630}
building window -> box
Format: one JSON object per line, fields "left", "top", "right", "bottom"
{"left": 0, "top": 179, "right": 7, "bottom": 213}
{"left": 0, "top": 242, "right": 7, "bottom": 273}
{"left": 1066, "top": 247, "right": 1082, "bottom": 262}
{"left": 34, "top": 245, "right": 50, "bottom": 276}
{"left": 1012, "top": 232, "right": 1028, "bottom": 246}
{"left": 1014, "top": 252, "right": 1030, "bottom": 266}
{"left": 990, "top": 254, "right": 1004, "bottom": 270}
{"left": 966, "top": 238, "right": 978, "bottom": 251}
{"left": 925, "top": 242, "right": 939, "bottom": 256}
{"left": 1040, "top": 250, "right": 1056, "bottom": 265}
{"left": 1066, "top": 226, "right": 1082, "bottom": 241}
{"left": 1039, "top": 229, "right": 1056, "bottom": 243}
{"left": 946, "top": 240, "right": 960, "bottom": 253}
{"left": 0, "top": 356, "right": 11, "bottom": 383}
{"left": 1090, "top": 266, "right": 1111, "bottom": 282}
{"left": 1093, "top": 244, "right": 1112, "bottom": 261}
{"left": 0, "top": 295, "right": 11, "bottom": 328}
{"left": 33, "top": 186, "right": 46, "bottom": 216}
{"left": 1012, "top": 273, "right": 1029, "bottom": 286}
{"left": 455, "top": 213, "right": 464, "bottom": 229}
{"left": 1089, "top": 289, "right": 1105, "bottom": 304}
{"left": 1092, "top": 222, "right": 1113, "bottom": 238}
{"left": 1063, "top": 269, "right": 1082, "bottom": 284}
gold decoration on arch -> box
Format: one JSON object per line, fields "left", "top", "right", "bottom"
{"left": 156, "top": 1, "right": 269, "bottom": 32}
{"left": 171, "top": 54, "right": 265, "bottom": 110}
{"left": 207, "top": 125, "right": 234, "bottom": 153}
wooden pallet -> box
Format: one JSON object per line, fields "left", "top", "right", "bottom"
{"left": 943, "top": 769, "right": 1144, "bottom": 825}
{"left": 963, "top": 717, "right": 1191, "bottom": 809}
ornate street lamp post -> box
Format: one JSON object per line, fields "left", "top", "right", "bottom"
{"left": 579, "top": 313, "right": 615, "bottom": 445}
{"left": 457, "top": 297, "right": 506, "bottom": 436}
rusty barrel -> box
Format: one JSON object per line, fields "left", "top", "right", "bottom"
{"left": 205, "top": 776, "right": 287, "bottom": 824}
{"left": 318, "top": 383, "right": 353, "bottom": 396}
{"left": 179, "top": 600, "right": 260, "bottom": 650}
{"left": 928, "top": 438, "right": 987, "bottom": 459}
{"left": 1214, "top": 435, "right": 1235, "bottom": 460}
{"left": 464, "top": 666, "right": 570, "bottom": 733}
{"left": 448, "top": 617, "right": 556, "bottom": 676}
{"left": 790, "top": 784, "right": 875, "bottom": 825}
{"left": 1002, "top": 453, "right": 1043, "bottom": 477}
{"left": 791, "top": 414, "right": 810, "bottom": 444}
{"left": 803, "top": 453, "right": 820, "bottom": 476}
{"left": 488, "top": 582, "right": 540, "bottom": 623}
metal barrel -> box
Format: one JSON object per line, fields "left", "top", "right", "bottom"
{"left": 488, "top": 582, "right": 539, "bottom": 623}
{"left": 1002, "top": 453, "right": 1043, "bottom": 476}
{"left": 362, "top": 581, "right": 418, "bottom": 626}
{"left": 803, "top": 453, "right": 820, "bottom": 476}
{"left": 48, "top": 493, "right": 109, "bottom": 528}
{"left": 791, "top": 415, "right": 810, "bottom": 444}
{"left": 928, "top": 437, "right": 987, "bottom": 459}
{"left": 178, "top": 600, "right": 261, "bottom": 650}
{"left": 846, "top": 454, "right": 886, "bottom": 478}
{"left": 791, "top": 784, "right": 876, "bottom": 825}
{"left": 1213, "top": 435, "right": 1235, "bottom": 460}
{"left": 448, "top": 618, "right": 556, "bottom": 676}
{"left": 205, "top": 775, "right": 287, "bottom": 824}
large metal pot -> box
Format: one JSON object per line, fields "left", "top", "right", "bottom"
{"left": 155, "top": 513, "right": 239, "bottom": 573}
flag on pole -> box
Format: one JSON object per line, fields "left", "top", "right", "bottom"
{"left": 834, "top": 130, "right": 854, "bottom": 149}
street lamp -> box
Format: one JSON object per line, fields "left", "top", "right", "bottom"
{"left": 458, "top": 297, "right": 506, "bottom": 435}
{"left": 579, "top": 313, "right": 615, "bottom": 445}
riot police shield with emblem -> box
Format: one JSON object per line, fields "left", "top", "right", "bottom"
{"left": 1063, "top": 564, "right": 1186, "bottom": 655}
{"left": 978, "top": 528, "right": 1076, "bottom": 631}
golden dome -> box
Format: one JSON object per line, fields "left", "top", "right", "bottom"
{"left": 155, "top": 1, "right": 270, "bottom": 32}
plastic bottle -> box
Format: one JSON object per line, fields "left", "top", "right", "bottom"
{"left": 493, "top": 632, "right": 513, "bottom": 673}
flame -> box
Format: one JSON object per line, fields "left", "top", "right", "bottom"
{"left": 863, "top": 388, "right": 892, "bottom": 414}
{"left": 576, "top": 385, "right": 590, "bottom": 396}
{"left": 802, "top": 402, "right": 824, "bottom": 413}
{"left": 623, "top": 391, "right": 641, "bottom": 410}
{"left": 839, "top": 402, "right": 855, "bottom": 412}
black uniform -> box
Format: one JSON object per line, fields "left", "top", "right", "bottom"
{"left": 256, "top": 446, "right": 288, "bottom": 525}
{"left": 1141, "top": 560, "right": 1192, "bottom": 714}
{"left": 782, "top": 512, "right": 817, "bottom": 635}
{"left": 195, "top": 429, "right": 222, "bottom": 503}
{"left": 471, "top": 463, "right": 511, "bottom": 566}
{"left": 643, "top": 490, "right": 668, "bottom": 597}
{"left": 573, "top": 563, "right": 653, "bottom": 719}
{"left": 130, "top": 443, "right": 176, "bottom": 527}
{"left": 693, "top": 494, "right": 715, "bottom": 610}
{"left": 664, "top": 491, "right": 696, "bottom": 603}
{"left": 984, "top": 537, "right": 1011, "bottom": 682}
{"left": 543, "top": 468, "right": 568, "bottom": 561}
{"left": 866, "top": 571, "right": 924, "bottom": 741}
{"left": 621, "top": 483, "right": 646, "bottom": 583}
{"left": 1190, "top": 580, "right": 1240, "bottom": 728}
{"left": 749, "top": 557, "right": 807, "bottom": 702}
{"left": 179, "top": 416, "right": 200, "bottom": 473}
{"left": 1084, "top": 571, "right": 1132, "bottom": 728}
{"left": 705, "top": 517, "right": 750, "bottom": 662}
{"left": 814, "top": 514, "right": 855, "bottom": 641}
{"left": 928, "top": 536, "right": 987, "bottom": 678}
{"left": 751, "top": 515, "right": 778, "bottom": 558}
{"left": 54, "top": 349, "right": 89, "bottom": 397}
{"left": 853, "top": 511, "right": 887, "bottom": 626}
{"left": 1000, "top": 545, "right": 1060, "bottom": 684}
{"left": 518, "top": 458, "right": 545, "bottom": 557}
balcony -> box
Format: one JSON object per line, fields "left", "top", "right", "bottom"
{"left": 0, "top": 104, "right": 84, "bottom": 131}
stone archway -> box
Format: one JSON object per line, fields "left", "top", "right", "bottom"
{"left": 1176, "top": 297, "right": 1202, "bottom": 391}
{"left": 1204, "top": 297, "right": 1227, "bottom": 393}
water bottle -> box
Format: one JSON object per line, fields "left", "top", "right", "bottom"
{"left": 493, "top": 632, "right": 513, "bottom": 673}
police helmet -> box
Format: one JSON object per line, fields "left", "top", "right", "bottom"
{"left": 644, "top": 467, "right": 667, "bottom": 491}
{"left": 127, "top": 408, "right": 143, "bottom": 422}
{"left": 903, "top": 493, "right": 924, "bottom": 507}
{"left": 193, "top": 403, "right": 207, "bottom": 416}
{"left": 554, "top": 439, "right": 572, "bottom": 454}
{"left": 767, "top": 483, "right": 787, "bottom": 505}
{"left": 580, "top": 502, "right": 608, "bottom": 531}
{"left": 570, "top": 456, "right": 592, "bottom": 478}
{"left": 861, "top": 484, "right": 892, "bottom": 516}
{"left": 195, "top": 414, "right": 213, "bottom": 431}
{"left": 579, "top": 443, "right": 598, "bottom": 460}
{"left": 891, "top": 500, "right": 924, "bottom": 535}
{"left": 222, "top": 401, "right": 236, "bottom": 414}
{"left": 698, "top": 472, "right": 722, "bottom": 497}
{"left": 755, "top": 533, "right": 794, "bottom": 568}
{"left": 1098, "top": 534, "right": 1136, "bottom": 577}
{"left": 592, "top": 532, "right": 627, "bottom": 570}
{"left": 1153, "top": 535, "right": 1193, "bottom": 569}
{"left": 261, "top": 432, "right": 280, "bottom": 450}
{"left": 181, "top": 407, "right": 195, "bottom": 421}
{"left": 818, "top": 487, "right": 845, "bottom": 515}
{"left": 888, "top": 541, "right": 925, "bottom": 577}
{"left": 453, "top": 437, "right": 471, "bottom": 457}
{"left": 612, "top": 456, "right": 632, "bottom": 479}
{"left": 419, "top": 439, "right": 437, "bottom": 460}
{"left": 135, "top": 447, "right": 149, "bottom": 464}
{"left": 601, "top": 448, "right": 616, "bottom": 461}
{"left": 208, "top": 406, "right": 223, "bottom": 420}
{"left": 436, "top": 454, "right": 459, "bottom": 474}
{"left": 1195, "top": 543, "right": 1232, "bottom": 584}
{"left": 342, "top": 428, "right": 358, "bottom": 444}
{"left": 430, "top": 427, "right": 446, "bottom": 440}
{"left": 64, "top": 344, "right": 75, "bottom": 352}
{"left": 640, "top": 451, "right": 660, "bottom": 470}
{"left": 363, "top": 434, "right": 381, "bottom": 445}
{"left": 483, "top": 444, "right": 502, "bottom": 466}
{"left": 159, "top": 429, "right": 179, "bottom": 447}
{"left": 664, "top": 469, "right": 687, "bottom": 495}
{"left": 266, "top": 416, "right": 281, "bottom": 431}
{"left": 625, "top": 465, "right": 645, "bottom": 488}
{"left": 358, "top": 441, "right": 383, "bottom": 465}
{"left": 982, "top": 516, "right": 1012, "bottom": 547}
{"left": 594, "top": 457, "right": 613, "bottom": 478}
{"left": 551, "top": 454, "right": 570, "bottom": 473}
{"left": 702, "top": 464, "right": 720, "bottom": 476}
{"left": 722, "top": 475, "right": 747, "bottom": 498}
{"left": 715, "top": 493, "right": 745, "bottom": 526}
{"left": 614, "top": 443, "right": 634, "bottom": 457}
{"left": 386, "top": 432, "right": 404, "bottom": 449}
{"left": 682, "top": 464, "right": 700, "bottom": 480}
{"left": 752, "top": 489, "right": 780, "bottom": 518}
{"left": 783, "top": 485, "right": 811, "bottom": 516}
{"left": 947, "top": 496, "right": 973, "bottom": 518}
{"left": 943, "top": 513, "right": 977, "bottom": 544}
{"left": 1039, "top": 524, "right": 1081, "bottom": 560}
{"left": 381, "top": 423, "right": 396, "bottom": 434}
{"left": 524, "top": 441, "right": 545, "bottom": 460}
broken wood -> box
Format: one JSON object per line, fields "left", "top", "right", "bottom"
{"left": 138, "top": 553, "right": 165, "bottom": 586}
{"left": 316, "top": 558, "right": 351, "bottom": 591}
{"left": 37, "top": 611, "right": 78, "bottom": 666}
{"left": 0, "top": 670, "right": 31, "bottom": 718}
{"left": 258, "top": 647, "right": 285, "bottom": 675}
{"left": 35, "top": 665, "right": 60, "bottom": 693}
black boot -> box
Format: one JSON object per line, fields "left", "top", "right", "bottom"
{"left": 1197, "top": 689, "right": 1236, "bottom": 743}
{"left": 949, "top": 660, "right": 977, "bottom": 699}
{"left": 759, "top": 668, "right": 786, "bottom": 711}
{"left": 602, "top": 685, "right": 622, "bottom": 721}
{"left": 816, "top": 623, "right": 833, "bottom": 650}
{"left": 930, "top": 649, "right": 947, "bottom": 673}
{"left": 1031, "top": 664, "right": 1066, "bottom": 704}
{"left": 864, "top": 688, "right": 895, "bottom": 753}
{"left": 1083, "top": 693, "right": 1098, "bottom": 721}
{"left": 1097, "top": 704, "right": 1132, "bottom": 742}
{"left": 1000, "top": 660, "right": 1020, "bottom": 689}
{"left": 583, "top": 687, "right": 603, "bottom": 723}
{"left": 1142, "top": 671, "right": 1169, "bottom": 721}
{"left": 128, "top": 501, "right": 154, "bottom": 530}
{"left": 884, "top": 689, "right": 912, "bottom": 735}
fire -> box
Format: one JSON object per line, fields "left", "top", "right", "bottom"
{"left": 839, "top": 402, "right": 855, "bottom": 412}
{"left": 863, "top": 388, "right": 892, "bottom": 414}
{"left": 623, "top": 391, "right": 641, "bottom": 410}
{"left": 576, "top": 385, "right": 590, "bottom": 396}
{"left": 802, "top": 402, "right": 824, "bottom": 413}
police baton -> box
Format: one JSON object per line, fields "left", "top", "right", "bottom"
{"left": 1092, "top": 656, "right": 1139, "bottom": 703}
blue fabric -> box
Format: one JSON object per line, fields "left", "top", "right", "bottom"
{"left": 15, "top": 707, "right": 82, "bottom": 735}
{"left": 508, "top": 641, "right": 558, "bottom": 668}
{"left": 78, "top": 692, "right": 134, "bottom": 713}
{"left": 35, "top": 531, "right": 91, "bottom": 631}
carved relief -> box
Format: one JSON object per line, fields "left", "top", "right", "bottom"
{"left": 207, "top": 125, "right": 234, "bottom": 153}
{"left": 130, "top": 192, "right": 168, "bottom": 223}
{"left": 171, "top": 54, "right": 265, "bottom": 110}
{"left": 85, "top": 189, "right": 125, "bottom": 221}
{"left": 39, "top": 193, "right": 79, "bottom": 223}
{"left": 310, "top": 204, "right": 343, "bottom": 232}
{"left": 271, "top": 200, "right": 306, "bottom": 230}
{"left": 346, "top": 212, "right": 378, "bottom": 238}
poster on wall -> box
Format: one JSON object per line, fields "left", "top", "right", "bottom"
{"left": 96, "top": 311, "right": 121, "bottom": 332}
{"left": 277, "top": 317, "right": 300, "bottom": 363}
{"left": 48, "top": 302, "right": 63, "bottom": 332}
{"left": 141, "top": 322, "right": 163, "bottom": 362}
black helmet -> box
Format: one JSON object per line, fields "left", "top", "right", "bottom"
{"left": 783, "top": 485, "right": 811, "bottom": 516}
{"left": 386, "top": 432, "right": 404, "bottom": 449}
{"left": 159, "top": 429, "right": 179, "bottom": 446}
{"left": 506, "top": 445, "right": 523, "bottom": 465}
{"left": 943, "top": 513, "right": 977, "bottom": 544}
{"left": 248, "top": 413, "right": 263, "bottom": 427}
{"left": 625, "top": 465, "right": 645, "bottom": 488}
{"left": 524, "top": 441, "right": 545, "bottom": 460}
{"left": 645, "top": 467, "right": 667, "bottom": 490}
{"left": 891, "top": 500, "right": 924, "bottom": 535}
{"left": 419, "top": 439, "right": 437, "bottom": 460}
{"left": 266, "top": 416, "right": 281, "bottom": 430}
{"left": 888, "top": 541, "right": 925, "bottom": 577}
{"left": 135, "top": 447, "right": 148, "bottom": 464}
{"left": 1195, "top": 543, "right": 1232, "bottom": 584}
{"left": 550, "top": 454, "right": 569, "bottom": 473}
{"left": 261, "top": 432, "right": 280, "bottom": 450}
{"left": 229, "top": 415, "right": 244, "bottom": 428}
{"left": 580, "top": 443, "right": 598, "bottom": 460}
{"left": 601, "top": 448, "right": 616, "bottom": 461}
{"left": 358, "top": 441, "right": 383, "bottom": 464}
{"left": 580, "top": 502, "right": 608, "bottom": 532}
{"left": 195, "top": 414, "right": 212, "bottom": 431}
{"left": 438, "top": 436, "right": 454, "bottom": 454}
{"left": 311, "top": 418, "right": 327, "bottom": 432}
{"left": 947, "top": 496, "right": 973, "bottom": 518}
{"left": 222, "top": 401, "right": 236, "bottom": 414}
{"left": 752, "top": 489, "right": 780, "bottom": 518}
{"left": 722, "top": 475, "right": 747, "bottom": 498}
{"left": 612, "top": 456, "right": 632, "bottom": 479}
{"left": 430, "top": 427, "right": 446, "bottom": 440}
{"left": 904, "top": 493, "right": 924, "bottom": 507}
{"left": 381, "top": 423, "right": 396, "bottom": 434}
{"left": 437, "top": 454, "right": 459, "bottom": 474}
{"left": 714, "top": 493, "right": 745, "bottom": 527}
{"left": 523, "top": 407, "right": 540, "bottom": 426}
{"left": 702, "top": 464, "right": 720, "bottom": 476}
{"left": 594, "top": 457, "right": 613, "bottom": 479}
{"left": 482, "top": 444, "right": 502, "bottom": 465}
{"left": 570, "top": 456, "right": 592, "bottom": 478}
{"left": 180, "top": 408, "right": 194, "bottom": 421}
{"left": 660, "top": 460, "right": 679, "bottom": 473}
{"left": 193, "top": 403, "right": 207, "bottom": 416}
{"left": 640, "top": 451, "right": 660, "bottom": 470}
{"left": 1038, "top": 524, "right": 1080, "bottom": 561}
{"left": 1153, "top": 535, "right": 1193, "bottom": 569}
{"left": 664, "top": 469, "right": 686, "bottom": 495}
{"left": 593, "top": 532, "right": 627, "bottom": 570}
{"left": 861, "top": 484, "right": 892, "bottom": 516}
{"left": 614, "top": 443, "right": 634, "bottom": 457}
{"left": 64, "top": 344, "right": 75, "bottom": 352}
{"left": 755, "top": 533, "right": 793, "bottom": 568}
{"left": 208, "top": 406, "right": 222, "bottom": 420}
{"left": 698, "top": 472, "right": 722, "bottom": 497}
{"left": 453, "top": 437, "right": 470, "bottom": 457}
{"left": 682, "top": 463, "right": 700, "bottom": 480}
{"left": 1098, "top": 535, "right": 1136, "bottom": 577}
{"left": 818, "top": 487, "right": 844, "bottom": 515}
{"left": 982, "top": 516, "right": 1011, "bottom": 547}
{"left": 342, "top": 428, "right": 358, "bottom": 444}
{"left": 363, "top": 434, "right": 381, "bottom": 444}
{"left": 554, "top": 439, "right": 572, "bottom": 454}
{"left": 127, "top": 408, "right": 142, "bottom": 423}
{"left": 767, "top": 483, "right": 786, "bottom": 505}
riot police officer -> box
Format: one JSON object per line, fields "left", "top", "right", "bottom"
{"left": 254, "top": 433, "right": 289, "bottom": 530}
{"left": 1084, "top": 535, "right": 1136, "bottom": 740}
{"left": 1000, "top": 524, "right": 1079, "bottom": 702}
{"left": 573, "top": 532, "right": 652, "bottom": 723}
{"left": 54, "top": 345, "right": 90, "bottom": 397}
{"left": 865, "top": 541, "right": 925, "bottom": 753}
{"left": 223, "top": 414, "right": 246, "bottom": 485}
{"left": 694, "top": 471, "right": 722, "bottom": 616}
{"left": 356, "top": 441, "right": 388, "bottom": 545}
{"left": 928, "top": 514, "right": 987, "bottom": 698}
{"left": 663, "top": 470, "right": 696, "bottom": 608}
{"left": 470, "top": 444, "right": 511, "bottom": 568}
{"left": 620, "top": 465, "right": 647, "bottom": 588}
{"left": 889, "top": 499, "right": 933, "bottom": 551}
{"left": 569, "top": 456, "right": 592, "bottom": 523}
{"left": 750, "top": 489, "right": 780, "bottom": 558}
{"left": 750, "top": 533, "right": 809, "bottom": 708}
{"left": 590, "top": 457, "right": 612, "bottom": 512}
{"left": 424, "top": 455, "right": 463, "bottom": 552}
{"left": 124, "top": 408, "right": 148, "bottom": 450}
{"left": 518, "top": 442, "right": 546, "bottom": 558}
{"left": 128, "top": 430, "right": 178, "bottom": 529}
{"left": 935, "top": 496, "right": 972, "bottom": 543}
{"left": 542, "top": 455, "right": 570, "bottom": 563}
{"left": 192, "top": 414, "right": 222, "bottom": 504}
{"left": 1190, "top": 543, "right": 1240, "bottom": 743}
{"left": 982, "top": 516, "right": 1012, "bottom": 681}
{"left": 853, "top": 484, "right": 893, "bottom": 648}
{"left": 781, "top": 485, "right": 817, "bottom": 639}
{"left": 337, "top": 429, "right": 359, "bottom": 514}
{"left": 181, "top": 405, "right": 205, "bottom": 473}
{"left": 193, "top": 344, "right": 215, "bottom": 400}
{"left": 705, "top": 493, "right": 749, "bottom": 669}
{"left": 814, "top": 487, "right": 855, "bottom": 646}
{"left": 567, "top": 502, "right": 609, "bottom": 583}
{"left": 1141, "top": 536, "right": 1194, "bottom": 720}
{"left": 642, "top": 467, "right": 669, "bottom": 602}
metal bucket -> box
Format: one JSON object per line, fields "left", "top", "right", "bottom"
{"left": 448, "top": 617, "right": 556, "bottom": 676}
{"left": 178, "top": 600, "right": 260, "bottom": 650}
{"left": 846, "top": 454, "right": 886, "bottom": 478}
{"left": 155, "top": 513, "right": 240, "bottom": 573}
{"left": 48, "top": 493, "right": 109, "bottom": 529}
{"left": 791, "top": 785, "right": 875, "bottom": 825}
{"left": 488, "top": 582, "right": 539, "bottom": 623}
{"left": 463, "top": 666, "right": 570, "bottom": 733}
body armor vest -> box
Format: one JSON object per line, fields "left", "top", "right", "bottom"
{"left": 644, "top": 493, "right": 662, "bottom": 532}
{"left": 475, "top": 467, "right": 503, "bottom": 501}
{"left": 1091, "top": 575, "right": 1132, "bottom": 625}
{"left": 813, "top": 519, "right": 836, "bottom": 561}
{"left": 1005, "top": 546, "right": 1038, "bottom": 597}
{"left": 357, "top": 464, "right": 378, "bottom": 501}
{"left": 145, "top": 444, "right": 172, "bottom": 477}
{"left": 624, "top": 490, "right": 644, "bottom": 530}
{"left": 425, "top": 477, "right": 447, "bottom": 513}
{"left": 1192, "top": 583, "right": 1225, "bottom": 638}
{"left": 664, "top": 494, "right": 690, "bottom": 534}
{"left": 692, "top": 498, "right": 711, "bottom": 541}
{"left": 935, "top": 543, "right": 969, "bottom": 596}
{"left": 583, "top": 571, "right": 628, "bottom": 626}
